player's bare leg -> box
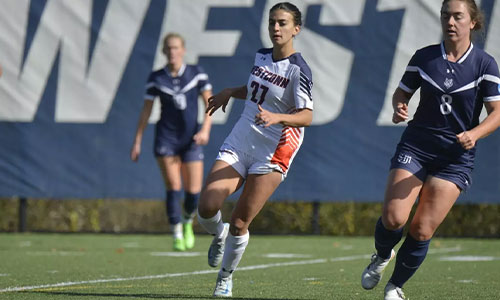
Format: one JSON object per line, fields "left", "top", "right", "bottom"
{"left": 213, "top": 171, "right": 282, "bottom": 297}
{"left": 362, "top": 168, "right": 422, "bottom": 289}
{"left": 385, "top": 176, "right": 459, "bottom": 299}
{"left": 198, "top": 160, "right": 244, "bottom": 267}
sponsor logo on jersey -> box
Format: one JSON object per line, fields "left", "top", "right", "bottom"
{"left": 497, "top": 84, "right": 500, "bottom": 93}
{"left": 444, "top": 78, "right": 454, "bottom": 89}
{"left": 397, "top": 153, "right": 412, "bottom": 164}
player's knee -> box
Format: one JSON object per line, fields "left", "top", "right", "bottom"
{"left": 229, "top": 218, "right": 249, "bottom": 236}
{"left": 197, "top": 201, "right": 218, "bottom": 218}
{"left": 165, "top": 181, "right": 182, "bottom": 191}
{"left": 197, "top": 194, "right": 217, "bottom": 218}
{"left": 382, "top": 214, "right": 407, "bottom": 231}
{"left": 198, "top": 188, "right": 225, "bottom": 217}
{"left": 409, "top": 223, "right": 434, "bottom": 240}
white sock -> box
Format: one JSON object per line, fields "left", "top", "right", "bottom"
{"left": 197, "top": 210, "right": 224, "bottom": 236}
{"left": 172, "top": 223, "right": 183, "bottom": 239}
{"left": 219, "top": 231, "right": 249, "bottom": 278}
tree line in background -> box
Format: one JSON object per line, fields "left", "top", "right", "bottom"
{"left": 0, "top": 198, "right": 498, "bottom": 237}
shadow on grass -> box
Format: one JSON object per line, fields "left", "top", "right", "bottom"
{"left": 24, "top": 291, "right": 315, "bottom": 300}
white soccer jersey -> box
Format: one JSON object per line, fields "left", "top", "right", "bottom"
{"left": 222, "top": 48, "right": 313, "bottom": 175}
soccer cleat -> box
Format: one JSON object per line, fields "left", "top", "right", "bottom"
{"left": 213, "top": 273, "right": 233, "bottom": 297}
{"left": 384, "top": 281, "right": 406, "bottom": 300}
{"left": 183, "top": 222, "right": 195, "bottom": 249}
{"left": 173, "top": 237, "right": 186, "bottom": 251}
{"left": 208, "top": 223, "right": 229, "bottom": 267}
{"left": 361, "top": 249, "right": 395, "bottom": 289}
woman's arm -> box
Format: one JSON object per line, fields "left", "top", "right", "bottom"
{"left": 392, "top": 87, "right": 413, "bottom": 124}
{"left": 255, "top": 106, "right": 313, "bottom": 128}
{"left": 206, "top": 85, "right": 248, "bottom": 116}
{"left": 130, "top": 100, "right": 154, "bottom": 161}
{"left": 227, "top": 85, "right": 248, "bottom": 99}
{"left": 457, "top": 101, "right": 500, "bottom": 150}
{"left": 193, "top": 89, "right": 213, "bottom": 145}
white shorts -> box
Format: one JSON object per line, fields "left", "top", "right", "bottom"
{"left": 216, "top": 143, "right": 285, "bottom": 181}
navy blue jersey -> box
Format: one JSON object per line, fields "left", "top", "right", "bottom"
{"left": 145, "top": 64, "right": 212, "bottom": 146}
{"left": 399, "top": 42, "right": 500, "bottom": 161}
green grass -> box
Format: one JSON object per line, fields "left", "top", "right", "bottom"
{"left": 0, "top": 234, "right": 499, "bottom": 299}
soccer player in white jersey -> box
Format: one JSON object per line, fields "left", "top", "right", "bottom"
{"left": 131, "top": 33, "right": 212, "bottom": 251}
{"left": 196, "top": 2, "right": 313, "bottom": 297}
{"left": 361, "top": 1, "right": 500, "bottom": 299}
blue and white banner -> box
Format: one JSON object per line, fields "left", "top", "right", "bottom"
{"left": 1, "top": 0, "right": 500, "bottom": 202}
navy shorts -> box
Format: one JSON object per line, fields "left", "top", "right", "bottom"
{"left": 390, "top": 143, "right": 473, "bottom": 192}
{"left": 154, "top": 138, "right": 204, "bottom": 162}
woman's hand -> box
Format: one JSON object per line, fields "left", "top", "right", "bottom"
{"left": 130, "top": 142, "right": 141, "bottom": 162}
{"left": 392, "top": 103, "right": 408, "bottom": 124}
{"left": 456, "top": 131, "right": 477, "bottom": 150}
{"left": 255, "top": 105, "right": 281, "bottom": 127}
{"left": 206, "top": 89, "right": 232, "bottom": 116}
{"left": 193, "top": 129, "right": 210, "bottom": 145}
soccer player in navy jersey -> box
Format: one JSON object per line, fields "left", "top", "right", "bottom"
{"left": 361, "top": 1, "right": 500, "bottom": 299}
{"left": 131, "top": 33, "right": 213, "bottom": 251}
{"left": 195, "top": 2, "right": 313, "bottom": 297}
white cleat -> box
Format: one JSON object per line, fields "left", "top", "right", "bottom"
{"left": 208, "top": 223, "right": 229, "bottom": 267}
{"left": 213, "top": 273, "right": 233, "bottom": 297}
{"left": 384, "top": 281, "right": 406, "bottom": 300}
{"left": 361, "top": 249, "right": 396, "bottom": 289}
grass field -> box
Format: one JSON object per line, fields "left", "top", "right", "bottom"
{"left": 0, "top": 233, "right": 499, "bottom": 299}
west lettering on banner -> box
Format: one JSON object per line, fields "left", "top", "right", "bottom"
{"left": 1, "top": 0, "right": 497, "bottom": 126}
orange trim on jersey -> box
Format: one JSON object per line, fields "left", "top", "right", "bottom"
{"left": 271, "top": 126, "right": 302, "bottom": 172}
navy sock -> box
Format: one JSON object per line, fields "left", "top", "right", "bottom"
{"left": 166, "top": 190, "right": 183, "bottom": 224}
{"left": 375, "top": 217, "right": 403, "bottom": 259}
{"left": 184, "top": 192, "right": 199, "bottom": 218}
{"left": 389, "top": 233, "right": 431, "bottom": 288}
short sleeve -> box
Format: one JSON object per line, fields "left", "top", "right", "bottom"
{"left": 399, "top": 52, "right": 422, "bottom": 93}
{"left": 196, "top": 65, "right": 212, "bottom": 92}
{"left": 293, "top": 65, "right": 313, "bottom": 111}
{"left": 481, "top": 57, "right": 500, "bottom": 102}
{"left": 144, "top": 72, "right": 159, "bottom": 101}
